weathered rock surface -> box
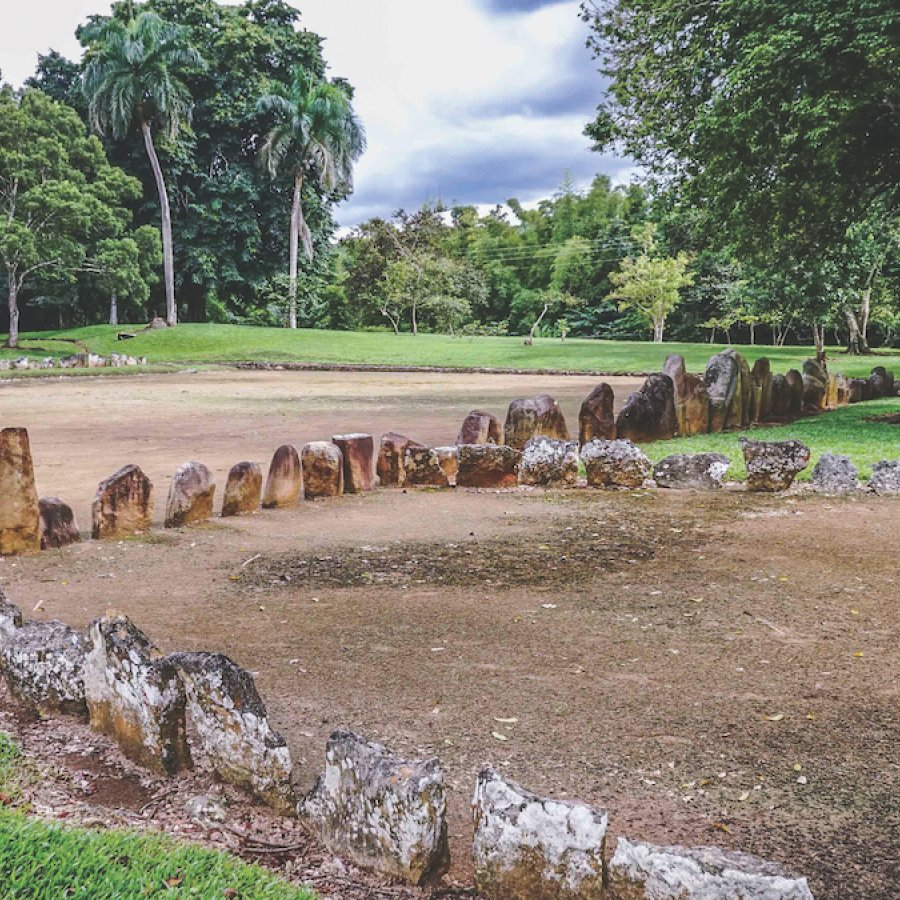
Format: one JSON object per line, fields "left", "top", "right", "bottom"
{"left": 0, "top": 594, "right": 23, "bottom": 642}
{"left": 811, "top": 454, "right": 859, "bottom": 494}
{"left": 83, "top": 615, "right": 190, "bottom": 775}
{"left": 868, "top": 366, "right": 891, "bottom": 399}
{"left": 785, "top": 369, "right": 804, "bottom": 417}
{"left": 725, "top": 349, "right": 753, "bottom": 428}
{"left": 221, "top": 461, "right": 262, "bottom": 517}
{"left": 848, "top": 378, "right": 869, "bottom": 404}
{"left": 91, "top": 464, "right": 153, "bottom": 540}
{"left": 377, "top": 433, "right": 421, "bottom": 487}
{"left": 519, "top": 437, "right": 579, "bottom": 487}
{"left": 434, "top": 446, "right": 459, "bottom": 484}
{"left": 332, "top": 433, "right": 376, "bottom": 493}
{"left": 750, "top": 357, "right": 773, "bottom": 423}
{"left": 870, "top": 460, "right": 900, "bottom": 494}
{"left": 39, "top": 497, "right": 81, "bottom": 549}
{"left": 165, "top": 462, "right": 215, "bottom": 528}
{"left": 581, "top": 440, "right": 651, "bottom": 489}
{"left": 663, "top": 355, "right": 708, "bottom": 437}
{"left": 578, "top": 384, "right": 616, "bottom": 445}
{"left": 1, "top": 619, "right": 87, "bottom": 717}
{"left": 457, "top": 410, "right": 503, "bottom": 445}
{"left": 608, "top": 837, "right": 813, "bottom": 899}
{"left": 704, "top": 353, "right": 741, "bottom": 433}
{"left": 0, "top": 427, "right": 41, "bottom": 555}
{"left": 504, "top": 395, "right": 570, "bottom": 450}
{"left": 472, "top": 766, "right": 607, "bottom": 900}
{"left": 615, "top": 374, "right": 677, "bottom": 443}
{"left": 457, "top": 444, "right": 522, "bottom": 488}
{"left": 302, "top": 442, "right": 344, "bottom": 499}
{"left": 769, "top": 374, "right": 791, "bottom": 419}
{"left": 404, "top": 446, "right": 451, "bottom": 488}
{"left": 262, "top": 444, "right": 302, "bottom": 509}
{"left": 300, "top": 730, "right": 449, "bottom": 885}
{"left": 740, "top": 439, "right": 811, "bottom": 492}
{"left": 168, "top": 652, "right": 293, "bottom": 811}
{"left": 833, "top": 372, "right": 851, "bottom": 406}
{"left": 653, "top": 453, "right": 731, "bottom": 491}
{"left": 802, "top": 358, "right": 828, "bottom": 411}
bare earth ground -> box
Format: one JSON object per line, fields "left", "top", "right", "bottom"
{"left": 2, "top": 371, "right": 900, "bottom": 899}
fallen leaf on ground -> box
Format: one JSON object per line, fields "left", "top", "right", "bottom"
{"left": 765, "top": 713, "right": 785, "bottom": 722}
{"left": 491, "top": 732, "right": 508, "bottom": 742}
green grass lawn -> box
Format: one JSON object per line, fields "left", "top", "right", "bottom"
{"left": 644, "top": 398, "right": 900, "bottom": 481}
{"left": 0, "top": 733, "right": 315, "bottom": 899}
{"left": 3, "top": 323, "right": 900, "bottom": 378}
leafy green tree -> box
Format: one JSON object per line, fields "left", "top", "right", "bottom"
{"left": 89, "top": 225, "right": 162, "bottom": 325}
{"left": 257, "top": 68, "right": 365, "bottom": 329}
{"left": 81, "top": 9, "right": 202, "bottom": 326}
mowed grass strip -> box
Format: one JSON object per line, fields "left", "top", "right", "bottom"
{"left": 3, "top": 323, "right": 900, "bottom": 378}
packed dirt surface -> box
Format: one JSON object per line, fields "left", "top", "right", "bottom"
{"left": 2, "top": 371, "right": 900, "bottom": 898}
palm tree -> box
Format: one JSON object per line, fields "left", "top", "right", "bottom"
{"left": 81, "top": 11, "right": 200, "bottom": 327}
{"left": 258, "top": 69, "right": 365, "bottom": 329}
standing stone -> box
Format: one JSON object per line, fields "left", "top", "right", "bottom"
{"left": 608, "top": 838, "right": 813, "bottom": 899}
{"left": 740, "top": 439, "right": 811, "bottom": 492}
{"left": 0, "top": 427, "right": 41, "bottom": 555}
{"left": 663, "top": 355, "right": 708, "bottom": 437}
{"left": 704, "top": 352, "right": 741, "bottom": 433}
{"left": 578, "top": 383, "right": 616, "bottom": 445}
{"left": 834, "top": 372, "right": 851, "bottom": 406}
{"left": 405, "top": 446, "right": 451, "bottom": 487}
{"left": 653, "top": 453, "right": 731, "bottom": 491}
{"left": 802, "top": 358, "right": 828, "bottom": 411}
{"left": 92, "top": 464, "right": 153, "bottom": 540}
{"left": 870, "top": 460, "right": 900, "bottom": 494}
{"left": 332, "top": 433, "right": 377, "bottom": 493}
{"left": 457, "top": 444, "right": 522, "bottom": 488}
{"left": 750, "top": 357, "right": 773, "bottom": 423}
{"left": 504, "top": 395, "right": 570, "bottom": 450}
{"left": 302, "top": 442, "right": 344, "bottom": 499}
{"left": 825, "top": 371, "right": 840, "bottom": 408}
{"left": 262, "top": 444, "right": 302, "bottom": 509}
{"left": 615, "top": 374, "right": 677, "bottom": 443}
{"left": 83, "top": 615, "right": 190, "bottom": 775}
{"left": 785, "top": 369, "right": 804, "bottom": 417}
{"left": 457, "top": 410, "right": 503, "bottom": 445}
{"left": 221, "top": 461, "right": 262, "bottom": 517}
{"left": 519, "top": 437, "right": 579, "bottom": 487}
{"left": 39, "top": 498, "right": 81, "bottom": 549}
{"left": 848, "top": 377, "right": 868, "bottom": 403}
{"left": 724, "top": 348, "right": 752, "bottom": 427}
{"left": 165, "top": 461, "right": 216, "bottom": 528}
{"left": 581, "top": 439, "right": 651, "bottom": 489}
{"left": 434, "top": 446, "right": 459, "bottom": 484}
{"left": 300, "top": 730, "right": 449, "bottom": 886}
{"left": 377, "top": 433, "right": 420, "bottom": 487}
{"left": 868, "top": 366, "right": 889, "bottom": 399}
{"left": 167, "top": 652, "right": 294, "bottom": 812}
{"left": 769, "top": 374, "right": 791, "bottom": 419}
{"left": 811, "top": 454, "right": 859, "bottom": 494}
{"left": 472, "top": 767, "right": 607, "bottom": 900}
{"left": 1, "top": 620, "right": 87, "bottom": 717}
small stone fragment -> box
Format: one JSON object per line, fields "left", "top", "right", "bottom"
{"left": 0, "top": 427, "right": 41, "bottom": 555}
{"left": 581, "top": 439, "right": 651, "bottom": 489}
{"left": 221, "top": 461, "right": 262, "bottom": 517}
{"left": 811, "top": 454, "right": 859, "bottom": 494}
{"left": 578, "top": 384, "right": 616, "bottom": 444}
{"left": 616, "top": 374, "right": 677, "bottom": 443}
{"left": 457, "top": 410, "right": 503, "bottom": 445}
{"left": 870, "top": 460, "right": 900, "bottom": 494}
{"left": 740, "top": 439, "right": 811, "bottom": 492}
{"left": 262, "top": 444, "right": 302, "bottom": 509}
{"left": 39, "top": 497, "right": 81, "bottom": 549}
{"left": 519, "top": 437, "right": 579, "bottom": 486}
{"left": 92, "top": 464, "right": 154, "bottom": 540}
{"left": 377, "top": 433, "right": 421, "bottom": 487}
{"left": 504, "top": 395, "right": 570, "bottom": 449}
{"left": 653, "top": 453, "right": 731, "bottom": 491}
{"left": 405, "top": 446, "right": 451, "bottom": 487}
{"left": 457, "top": 444, "right": 522, "bottom": 488}
{"left": 332, "top": 433, "right": 376, "bottom": 493}
{"left": 165, "top": 461, "right": 216, "bottom": 527}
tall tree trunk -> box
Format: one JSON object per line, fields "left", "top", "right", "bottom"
{"left": 6, "top": 270, "right": 19, "bottom": 349}
{"left": 109, "top": 293, "right": 118, "bottom": 327}
{"left": 141, "top": 122, "right": 176, "bottom": 327}
{"left": 653, "top": 316, "right": 665, "bottom": 342}
{"left": 288, "top": 173, "right": 302, "bottom": 330}
{"left": 843, "top": 307, "right": 870, "bottom": 354}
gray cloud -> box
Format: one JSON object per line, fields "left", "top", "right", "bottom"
{"left": 474, "top": 0, "right": 573, "bottom": 14}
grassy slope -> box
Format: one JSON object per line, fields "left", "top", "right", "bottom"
{"left": 0, "top": 732, "right": 315, "bottom": 900}
{"left": 3, "top": 323, "right": 900, "bottom": 378}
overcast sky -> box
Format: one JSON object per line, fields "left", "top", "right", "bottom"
{"left": 1, "top": 0, "right": 632, "bottom": 227}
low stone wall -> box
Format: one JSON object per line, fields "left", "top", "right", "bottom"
{"left": 0, "top": 352, "right": 147, "bottom": 371}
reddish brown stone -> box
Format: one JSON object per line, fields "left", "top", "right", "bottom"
{"left": 456, "top": 410, "right": 502, "bottom": 445}
{"left": 504, "top": 395, "right": 570, "bottom": 449}
{"left": 0, "top": 427, "right": 40, "bottom": 555}
{"left": 302, "top": 442, "right": 344, "bottom": 499}
{"left": 332, "top": 433, "right": 377, "bottom": 493}
{"left": 377, "top": 433, "right": 423, "bottom": 487}
{"left": 578, "top": 383, "right": 616, "bottom": 445}
{"left": 750, "top": 357, "right": 773, "bottom": 423}
{"left": 92, "top": 464, "right": 153, "bottom": 540}
{"left": 404, "top": 447, "right": 450, "bottom": 487}
{"left": 221, "top": 461, "right": 262, "bottom": 517}
{"left": 165, "top": 461, "right": 215, "bottom": 528}
{"left": 262, "top": 444, "right": 302, "bottom": 509}
{"left": 39, "top": 497, "right": 81, "bottom": 549}
{"left": 434, "top": 447, "right": 458, "bottom": 485}
{"left": 664, "top": 354, "right": 709, "bottom": 437}
{"left": 456, "top": 445, "right": 521, "bottom": 488}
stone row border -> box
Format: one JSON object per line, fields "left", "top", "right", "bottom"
{"left": 0, "top": 352, "right": 147, "bottom": 371}
{"left": 0, "top": 596, "right": 815, "bottom": 897}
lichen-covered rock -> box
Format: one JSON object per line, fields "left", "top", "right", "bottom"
{"left": 167, "top": 652, "right": 293, "bottom": 812}
{"left": 663, "top": 355, "right": 708, "bottom": 437}
{"left": 92, "top": 464, "right": 153, "bottom": 540}
{"left": 1, "top": 619, "right": 87, "bottom": 717}
{"left": 704, "top": 353, "right": 742, "bottom": 433}
{"left": 39, "top": 497, "right": 81, "bottom": 549}
{"left": 405, "top": 446, "right": 451, "bottom": 487}
{"left": 653, "top": 453, "right": 730, "bottom": 491}
{"left": 785, "top": 369, "right": 804, "bottom": 417}
{"left": 870, "top": 460, "right": 900, "bottom": 494}
{"left": 301, "top": 442, "right": 344, "bottom": 499}
{"left": 0, "top": 427, "right": 41, "bottom": 555}
{"left": 300, "top": 730, "right": 449, "bottom": 885}
{"left": 578, "top": 384, "right": 616, "bottom": 445}
{"left": 0, "top": 595, "right": 23, "bottom": 642}
{"left": 616, "top": 374, "right": 677, "bottom": 443}
{"left": 519, "top": 437, "right": 579, "bottom": 487}
{"left": 607, "top": 837, "right": 813, "bottom": 899}
{"left": 262, "top": 444, "right": 302, "bottom": 509}
{"left": 740, "top": 439, "right": 811, "bottom": 492}
{"left": 504, "top": 395, "right": 570, "bottom": 450}
{"left": 332, "top": 433, "right": 376, "bottom": 493}
{"left": 165, "top": 462, "right": 215, "bottom": 528}
{"left": 221, "top": 461, "right": 262, "bottom": 517}
{"left": 581, "top": 440, "right": 651, "bottom": 489}
{"left": 811, "top": 454, "right": 859, "bottom": 494}
{"left": 83, "top": 615, "right": 190, "bottom": 775}
{"left": 434, "top": 446, "right": 459, "bottom": 484}
{"left": 457, "top": 410, "right": 503, "bottom": 445}
{"left": 377, "top": 432, "right": 421, "bottom": 487}
{"left": 750, "top": 357, "right": 773, "bottom": 423}
{"left": 472, "top": 766, "right": 607, "bottom": 900}
{"left": 802, "top": 358, "right": 828, "bottom": 411}
{"left": 457, "top": 444, "right": 522, "bottom": 488}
